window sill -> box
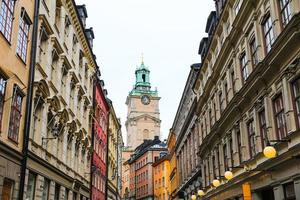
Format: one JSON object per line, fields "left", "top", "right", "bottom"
{"left": 16, "top": 54, "right": 27, "bottom": 66}
{"left": 8, "top": 136, "right": 19, "bottom": 145}
{"left": 0, "top": 31, "right": 12, "bottom": 46}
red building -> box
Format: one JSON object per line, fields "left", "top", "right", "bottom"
{"left": 92, "top": 75, "right": 109, "bottom": 200}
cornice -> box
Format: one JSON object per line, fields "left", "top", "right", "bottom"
{"left": 66, "top": 0, "right": 96, "bottom": 70}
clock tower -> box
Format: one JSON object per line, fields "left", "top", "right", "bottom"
{"left": 125, "top": 60, "right": 161, "bottom": 149}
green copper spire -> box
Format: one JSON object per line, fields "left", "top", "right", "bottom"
{"left": 129, "top": 58, "right": 158, "bottom": 97}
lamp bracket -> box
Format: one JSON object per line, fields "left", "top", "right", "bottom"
{"left": 269, "top": 139, "right": 291, "bottom": 143}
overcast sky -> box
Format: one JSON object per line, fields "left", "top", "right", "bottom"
{"left": 76, "top": 0, "right": 215, "bottom": 144}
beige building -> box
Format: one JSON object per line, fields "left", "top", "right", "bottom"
{"left": 0, "top": 0, "right": 35, "bottom": 199}
{"left": 177, "top": 0, "right": 300, "bottom": 199}
{"left": 24, "top": 1, "right": 95, "bottom": 199}
{"left": 107, "top": 100, "right": 122, "bottom": 199}
{"left": 125, "top": 61, "right": 161, "bottom": 149}
{"left": 121, "top": 148, "right": 134, "bottom": 199}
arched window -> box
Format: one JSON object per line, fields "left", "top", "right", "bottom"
{"left": 142, "top": 74, "right": 146, "bottom": 82}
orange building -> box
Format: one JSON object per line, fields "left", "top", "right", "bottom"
{"left": 127, "top": 137, "right": 167, "bottom": 200}
{"left": 167, "top": 131, "right": 178, "bottom": 199}
{"left": 153, "top": 154, "right": 170, "bottom": 200}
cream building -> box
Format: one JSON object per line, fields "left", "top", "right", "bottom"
{"left": 24, "top": 1, "right": 95, "bottom": 199}
{"left": 125, "top": 61, "right": 161, "bottom": 149}
{"left": 176, "top": 0, "right": 300, "bottom": 199}
{"left": 0, "top": 0, "right": 35, "bottom": 199}
{"left": 107, "top": 100, "right": 122, "bottom": 200}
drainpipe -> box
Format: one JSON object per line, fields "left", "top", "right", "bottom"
{"left": 19, "top": 0, "right": 40, "bottom": 199}
{"left": 116, "top": 127, "right": 120, "bottom": 200}
{"left": 105, "top": 107, "right": 110, "bottom": 199}
{"left": 89, "top": 74, "right": 96, "bottom": 200}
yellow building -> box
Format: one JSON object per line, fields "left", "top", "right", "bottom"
{"left": 167, "top": 131, "right": 178, "bottom": 199}
{"left": 107, "top": 101, "right": 122, "bottom": 199}
{"left": 0, "top": 0, "right": 35, "bottom": 199}
{"left": 153, "top": 154, "right": 171, "bottom": 200}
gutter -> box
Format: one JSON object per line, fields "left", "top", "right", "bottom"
{"left": 19, "top": 0, "right": 40, "bottom": 199}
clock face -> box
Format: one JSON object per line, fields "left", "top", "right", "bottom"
{"left": 141, "top": 95, "right": 150, "bottom": 105}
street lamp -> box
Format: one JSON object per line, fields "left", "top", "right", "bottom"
{"left": 212, "top": 179, "right": 221, "bottom": 187}
{"left": 224, "top": 171, "right": 233, "bottom": 181}
{"left": 191, "top": 194, "right": 197, "bottom": 200}
{"left": 262, "top": 137, "right": 291, "bottom": 159}
{"left": 263, "top": 146, "right": 277, "bottom": 158}
{"left": 197, "top": 190, "right": 205, "bottom": 197}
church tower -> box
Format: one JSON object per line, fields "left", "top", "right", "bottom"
{"left": 125, "top": 60, "right": 161, "bottom": 149}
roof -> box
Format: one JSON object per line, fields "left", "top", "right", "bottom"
{"left": 128, "top": 137, "right": 167, "bottom": 163}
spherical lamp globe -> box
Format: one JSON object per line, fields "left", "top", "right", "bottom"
{"left": 191, "top": 195, "right": 197, "bottom": 200}
{"left": 198, "top": 190, "right": 205, "bottom": 197}
{"left": 212, "top": 179, "right": 221, "bottom": 187}
{"left": 263, "top": 146, "right": 277, "bottom": 158}
{"left": 224, "top": 171, "right": 233, "bottom": 180}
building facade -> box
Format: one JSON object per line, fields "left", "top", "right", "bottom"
{"left": 128, "top": 137, "right": 167, "bottom": 200}
{"left": 193, "top": 0, "right": 300, "bottom": 199}
{"left": 153, "top": 153, "right": 171, "bottom": 200}
{"left": 172, "top": 64, "right": 201, "bottom": 199}
{"left": 0, "top": 0, "right": 35, "bottom": 199}
{"left": 167, "top": 131, "right": 178, "bottom": 200}
{"left": 125, "top": 61, "right": 161, "bottom": 149}
{"left": 24, "top": 1, "right": 96, "bottom": 199}
{"left": 117, "top": 128, "right": 124, "bottom": 200}
{"left": 107, "top": 101, "right": 121, "bottom": 200}
{"left": 92, "top": 77, "right": 109, "bottom": 200}
{"left": 121, "top": 148, "right": 134, "bottom": 199}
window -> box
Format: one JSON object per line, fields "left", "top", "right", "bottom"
{"left": 219, "top": 90, "right": 224, "bottom": 113}
{"left": 292, "top": 78, "right": 300, "bottom": 127}
{"left": 230, "top": 69, "right": 235, "bottom": 94}
{"left": 224, "top": 80, "right": 228, "bottom": 103}
{"left": 17, "top": 10, "right": 31, "bottom": 62}
{"left": 54, "top": 183, "right": 60, "bottom": 200}
{"left": 279, "top": 0, "right": 291, "bottom": 27}
{"left": 236, "top": 127, "right": 242, "bottom": 163}
{"left": 55, "top": 0, "right": 62, "bottom": 27}
{"left": 284, "top": 182, "right": 296, "bottom": 200}
{"left": 26, "top": 172, "right": 36, "bottom": 200}
{"left": 247, "top": 120, "right": 256, "bottom": 158}
{"left": 0, "top": 0, "right": 15, "bottom": 41}
{"left": 0, "top": 75, "right": 6, "bottom": 130}
{"left": 259, "top": 109, "right": 268, "bottom": 148}
{"left": 240, "top": 53, "right": 249, "bottom": 82}
{"left": 273, "top": 94, "right": 287, "bottom": 139}
{"left": 234, "top": 0, "right": 242, "bottom": 15}
{"left": 262, "top": 15, "right": 274, "bottom": 53}
{"left": 42, "top": 178, "right": 50, "bottom": 200}
{"left": 2, "top": 178, "right": 14, "bottom": 200}
{"left": 250, "top": 37, "right": 258, "bottom": 66}
{"left": 203, "top": 163, "right": 207, "bottom": 187}
{"left": 73, "top": 192, "right": 77, "bottom": 200}
{"left": 8, "top": 87, "right": 24, "bottom": 142}
{"left": 61, "top": 64, "right": 68, "bottom": 92}
{"left": 229, "top": 136, "right": 233, "bottom": 167}
{"left": 223, "top": 143, "right": 228, "bottom": 171}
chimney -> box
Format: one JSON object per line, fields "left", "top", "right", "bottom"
{"left": 76, "top": 5, "right": 88, "bottom": 28}
{"left": 85, "top": 27, "right": 94, "bottom": 49}
{"left": 103, "top": 89, "right": 108, "bottom": 97}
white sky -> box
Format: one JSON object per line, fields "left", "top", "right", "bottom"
{"left": 76, "top": 0, "right": 215, "bottom": 144}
